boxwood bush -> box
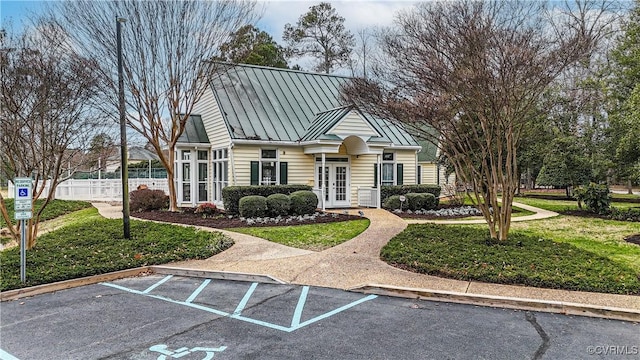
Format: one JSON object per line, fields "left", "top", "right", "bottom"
{"left": 381, "top": 185, "right": 441, "bottom": 205}
{"left": 266, "top": 194, "right": 291, "bottom": 217}
{"left": 223, "top": 185, "right": 311, "bottom": 215}
{"left": 405, "top": 193, "right": 437, "bottom": 211}
{"left": 383, "top": 195, "right": 403, "bottom": 210}
{"left": 290, "top": 190, "right": 319, "bottom": 215}
{"left": 239, "top": 195, "right": 268, "bottom": 218}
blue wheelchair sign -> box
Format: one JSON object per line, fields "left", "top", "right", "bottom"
{"left": 18, "top": 188, "right": 29, "bottom": 198}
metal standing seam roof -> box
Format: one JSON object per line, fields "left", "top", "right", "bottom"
{"left": 177, "top": 115, "right": 210, "bottom": 144}
{"left": 208, "top": 63, "right": 419, "bottom": 147}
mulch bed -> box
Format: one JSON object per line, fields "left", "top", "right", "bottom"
{"left": 132, "top": 209, "right": 362, "bottom": 229}
{"left": 624, "top": 234, "right": 640, "bottom": 246}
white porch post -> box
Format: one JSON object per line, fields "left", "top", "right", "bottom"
{"left": 377, "top": 154, "right": 381, "bottom": 209}
{"left": 321, "top": 153, "right": 326, "bottom": 211}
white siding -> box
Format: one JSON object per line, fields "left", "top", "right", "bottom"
{"left": 420, "top": 163, "right": 438, "bottom": 185}
{"left": 396, "top": 150, "right": 417, "bottom": 184}
{"left": 329, "top": 111, "right": 378, "bottom": 137}
{"left": 230, "top": 145, "right": 314, "bottom": 186}
{"left": 350, "top": 154, "right": 378, "bottom": 207}
{"left": 419, "top": 162, "right": 456, "bottom": 186}
{"left": 193, "top": 90, "right": 231, "bottom": 149}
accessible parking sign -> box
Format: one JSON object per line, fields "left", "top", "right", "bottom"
{"left": 13, "top": 177, "right": 32, "bottom": 220}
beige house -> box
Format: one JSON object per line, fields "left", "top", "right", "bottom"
{"left": 175, "top": 63, "right": 444, "bottom": 209}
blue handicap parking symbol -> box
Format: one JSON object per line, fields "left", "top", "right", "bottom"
{"left": 18, "top": 188, "right": 28, "bottom": 197}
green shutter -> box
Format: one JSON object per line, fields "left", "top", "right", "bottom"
{"left": 417, "top": 165, "right": 422, "bottom": 184}
{"left": 250, "top": 161, "right": 259, "bottom": 185}
{"left": 397, "top": 163, "right": 404, "bottom": 185}
{"left": 373, "top": 163, "right": 378, "bottom": 188}
{"left": 279, "top": 162, "right": 288, "bottom": 185}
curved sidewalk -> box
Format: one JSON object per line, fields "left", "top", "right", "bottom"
{"left": 405, "top": 201, "right": 559, "bottom": 224}
{"left": 92, "top": 203, "right": 639, "bottom": 318}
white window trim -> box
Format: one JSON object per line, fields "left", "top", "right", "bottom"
{"left": 382, "top": 151, "right": 396, "bottom": 186}
{"left": 260, "top": 148, "right": 279, "bottom": 185}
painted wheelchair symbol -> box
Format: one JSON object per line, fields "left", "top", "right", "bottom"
{"left": 149, "top": 344, "right": 227, "bottom": 360}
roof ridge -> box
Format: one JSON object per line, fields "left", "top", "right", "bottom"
{"left": 211, "top": 61, "right": 353, "bottom": 79}
{"left": 314, "top": 104, "right": 354, "bottom": 115}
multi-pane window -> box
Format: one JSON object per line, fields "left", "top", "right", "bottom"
{"left": 261, "top": 149, "right": 277, "bottom": 185}
{"left": 382, "top": 152, "right": 395, "bottom": 186}
{"left": 180, "top": 150, "right": 191, "bottom": 202}
{"left": 212, "top": 148, "right": 228, "bottom": 202}
{"left": 197, "top": 150, "right": 208, "bottom": 202}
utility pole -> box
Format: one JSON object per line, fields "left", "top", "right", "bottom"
{"left": 117, "top": 16, "right": 130, "bottom": 239}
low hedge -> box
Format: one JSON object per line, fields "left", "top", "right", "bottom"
{"left": 290, "top": 190, "right": 319, "bottom": 215}
{"left": 381, "top": 185, "right": 441, "bottom": 204}
{"left": 406, "top": 193, "right": 437, "bottom": 211}
{"left": 239, "top": 195, "right": 268, "bottom": 218}
{"left": 266, "top": 194, "right": 291, "bottom": 217}
{"left": 222, "top": 185, "right": 311, "bottom": 215}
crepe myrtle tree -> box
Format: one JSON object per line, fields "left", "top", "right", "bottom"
{"left": 0, "top": 21, "right": 105, "bottom": 249}
{"left": 343, "top": 0, "right": 616, "bottom": 241}
{"left": 51, "top": 0, "right": 258, "bottom": 211}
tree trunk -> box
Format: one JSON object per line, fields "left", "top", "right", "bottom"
{"left": 628, "top": 179, "right": 633, "bottom": 195}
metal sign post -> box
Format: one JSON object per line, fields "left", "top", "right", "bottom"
{"left": 14, "top": 177, "right": 33, "bottom": 283}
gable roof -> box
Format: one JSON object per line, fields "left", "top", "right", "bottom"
{"left": 177, "top": 115, "right": 210, "bottom": 144}
{"left": 208, "top": 63, "right": 418, "bottom": 147}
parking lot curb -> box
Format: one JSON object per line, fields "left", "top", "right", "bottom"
{"left": 0, "top": 267, "right": 154, "bottom": 302}
{"left": 151, "top": 266, "right": 287, "bottom": 284}
{"left": 0, "top": 266, "right": 287, "bottom": 302}
{"left": 350, "top": 284, "right": 640, "bottom": 323}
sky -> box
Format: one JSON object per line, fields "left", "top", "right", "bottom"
{"left": 0, "top": 0, "right": 416, "bottom": 42}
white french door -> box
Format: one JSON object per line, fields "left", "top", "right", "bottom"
{"left": 317, "top": 163, "right": 350, "bottom": 208}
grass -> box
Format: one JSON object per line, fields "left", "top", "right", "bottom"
{"left": 382, "top": 224, "right": 640, "bottom": 294}
{"left": 0, "top": 199, "right": 92, "bottom": 227}
{"left": 0, "top": 207, "right": 233, "bottom": 291}
{"left": 514, "top": 197, "right": 640, "bottom": 212}
{"left": 510, "top": 216, "right": 640, "bottom": 275}
{"left": 228, "top": 219, "right": 370, "bottom": 251}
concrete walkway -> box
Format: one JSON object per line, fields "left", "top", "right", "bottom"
{"left": 405, "top": 201, "right": 559, "bottom": 224}
{"left": 92, "top": 202, "right": 640, "bottom": 315}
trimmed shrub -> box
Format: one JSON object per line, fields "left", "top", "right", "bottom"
{"left": 195, "top": 203, "right": 218, "bottom": 216}
{"left": 381, "top": 185, "right": 441, "bottom": 205}
{"left": 405, "top": 193, "right": 438, "bottom": 211}
{"left": 266, "top": 194, "right": 291, "bottom": 217}
{"left": 239, "top": 195, "right": 268, "bottom": 218}
{"left": 421, "top": 193, "right": 438, "bottom": 210}
{"left": 129, "top": 189, "right": 169, "bottom": 212}
{"left": 290, "top": 190, "right": 319, "bottom": 215}
{"left": 574, "top": 183, "right": 611, "bottom": 214}
{"left": 383, "top": 195, "right": 403, "bottom": 210}
{"left": 222, "top": 185, "right": 312, "bottom": 215}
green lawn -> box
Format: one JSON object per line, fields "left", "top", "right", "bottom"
{"left": 514, "top": 197, "right": 640, "bottom": 212}
{"left": 382, "top": 223, "right": 640, "bottom": 294}
{"left": 228, "top": 219, "right": 370, "bottom": 251}
{"left": 0, "top": 199, "right": 92, "bottom": 227}
{"left": 511, "top": 215, "right": 640, "bottom": 274}
{"left": 0, "top": 207, "right": 233, "bottom": 291}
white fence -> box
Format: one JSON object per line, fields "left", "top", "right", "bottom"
{"left": 8, "top": 179, "right": 170, "bottom": 202}
{"left": 357, "top": 187, "right": 379, "bottom": 208}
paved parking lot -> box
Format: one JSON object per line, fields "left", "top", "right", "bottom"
{"left": 1, "top": 275, "right": 638, "bottom": 359}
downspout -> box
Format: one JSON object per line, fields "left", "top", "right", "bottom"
{"left": 229, "top": 142, "right": 237, "bottom": 185}
{"left": 321, "top": 153, "right": 326, "bottom": 211}
{"left": 377, "top": 154, "right": 381, "bottom": 209}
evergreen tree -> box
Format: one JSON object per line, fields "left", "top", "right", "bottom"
{"left": 283, "top": 2, "right": 354, "bottom": 73}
